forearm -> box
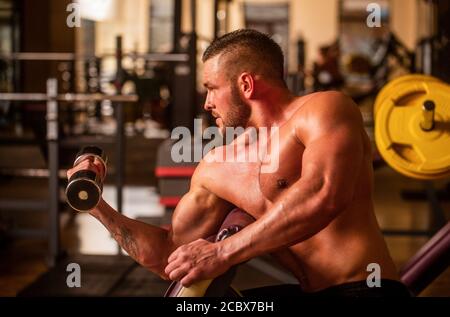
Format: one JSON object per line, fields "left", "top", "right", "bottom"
{"left": 90, "top": 199, "right": 172, "bottom": 278}
{"left": 221, "top": 180, "right": 334, "bottom": 266}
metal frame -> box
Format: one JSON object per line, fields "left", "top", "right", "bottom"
{"left": 114, "top": 37, "right": 125, "bottom": 255}
{"left": 0, "top": 52, "right": 189, "bottom": 62}
{"left": 0, "top": 78, "right": 138, "bottom": 266}
{"left": 46, "top": 78, "right": 60, "bottom": 266}
{"left": 0, "top": 93, "right": 138, "bottom": 102}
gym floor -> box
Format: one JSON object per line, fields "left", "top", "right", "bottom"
{"left": 0, "top": 134, "right": 449, "bottom": 297}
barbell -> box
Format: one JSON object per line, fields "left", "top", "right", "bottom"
{"left": 374, "top": 74, "right": 441, "bottom": 117}
{"left": 374, "top": 74, "right": 450, "bottom": 180}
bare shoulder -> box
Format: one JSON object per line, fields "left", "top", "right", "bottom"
{"left": 290, "top": 91, "right": 363, "bottom": 142}
{"left": 190, "top": 145, "right": 226, "bottom": 186}
{"left": 292, "top": 91, "right": 361, "bottom": 123}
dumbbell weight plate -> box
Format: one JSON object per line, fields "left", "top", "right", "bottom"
{"left": 66, "top": 170, "right": 102, "bottom": 212}
{"left": 66, "top": 146, "right": 106, "bottom": 212}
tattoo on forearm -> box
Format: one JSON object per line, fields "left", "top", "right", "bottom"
{"left": 114, "top": 226, "right": 139, "bottom": 260}
{"left": 102, "top": 215, "right": 140, "bottom": 260}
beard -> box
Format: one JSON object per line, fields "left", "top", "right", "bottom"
{"left": 221, "top": 82, "right": 251, "bottom": 130}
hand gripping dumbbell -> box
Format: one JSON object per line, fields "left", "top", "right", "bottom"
{"left": 66, "top": 146, "right": 107, "bottom": 212}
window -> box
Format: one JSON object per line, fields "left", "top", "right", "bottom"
{"left": 149, "top": 0, "right": 174, "bottom": 53}
{"left": 244, "top": 3, "right": 289, "bottom": 74}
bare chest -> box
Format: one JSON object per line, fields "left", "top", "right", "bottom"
{"left": 204, "top": 126, "right": 305, "bottom": 217}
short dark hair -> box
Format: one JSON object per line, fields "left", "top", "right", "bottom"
{"left": 202, "top": 29, "right": 285, "bottom": 84}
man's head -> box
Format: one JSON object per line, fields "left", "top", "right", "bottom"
{"left": 202, "top": 29, "right": 286, "bottom": 132}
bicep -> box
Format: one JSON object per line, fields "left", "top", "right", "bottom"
{"left": 169, "top": 186, "right": 233, "bottom": 248}
{"left": 297, "top": 98, "right": 364, "bottom": 210}
{"left": 302, "top": 127, "right": 363, "bottom": 204}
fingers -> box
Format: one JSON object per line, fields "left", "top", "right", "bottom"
{"left": 165, "top": 252, "right": 189, "bottom": 282}
{"left": 67, "top": 158, "right": 105, "bottom": 180}
{"left": 165, "top": 257, "right": 180, "bottom": 277}
{"left": 164, "top": 240, "right": 211, "bottom": 286}
{"left": 165, "top": 246, "right": 195, "bottom": 283}
{"left": 168, "top": 246, "right": 182, "bottom": 263}
{"left": 93, "top": 156, "right": 107, "bottom": 181}
{"left": 166, "top": 263, "right": 199, "bottom": 288}
{"left": 167, "top": 263, "right": 190, "bottom": 281}
{"left": 180, "top": 271, "right": 199, "bottom": 288}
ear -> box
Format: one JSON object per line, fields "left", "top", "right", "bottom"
{"left": 237, "top": 72, "right": 255, "bottom": 99}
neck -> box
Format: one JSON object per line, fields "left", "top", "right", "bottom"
{"left": 247, "top": 83, "right": 295, "bottom": 129}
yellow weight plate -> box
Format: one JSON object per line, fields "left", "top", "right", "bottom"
{"left": 374, "top": 74, "right": 440, "bottom": 117}
{"left": 375, "top": 80, "right": 450, "bottom": 180}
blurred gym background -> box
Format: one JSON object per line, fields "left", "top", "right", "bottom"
{"left": 0, "top": 0, "right": 449, "bottom": 297}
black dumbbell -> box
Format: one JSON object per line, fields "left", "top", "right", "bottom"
{"left": 66, "top": 146, "right": 107, "bottom": 212}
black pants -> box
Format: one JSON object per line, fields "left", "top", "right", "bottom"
{"left": 241, "top": 280, "right": 412, "bottom": 297}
